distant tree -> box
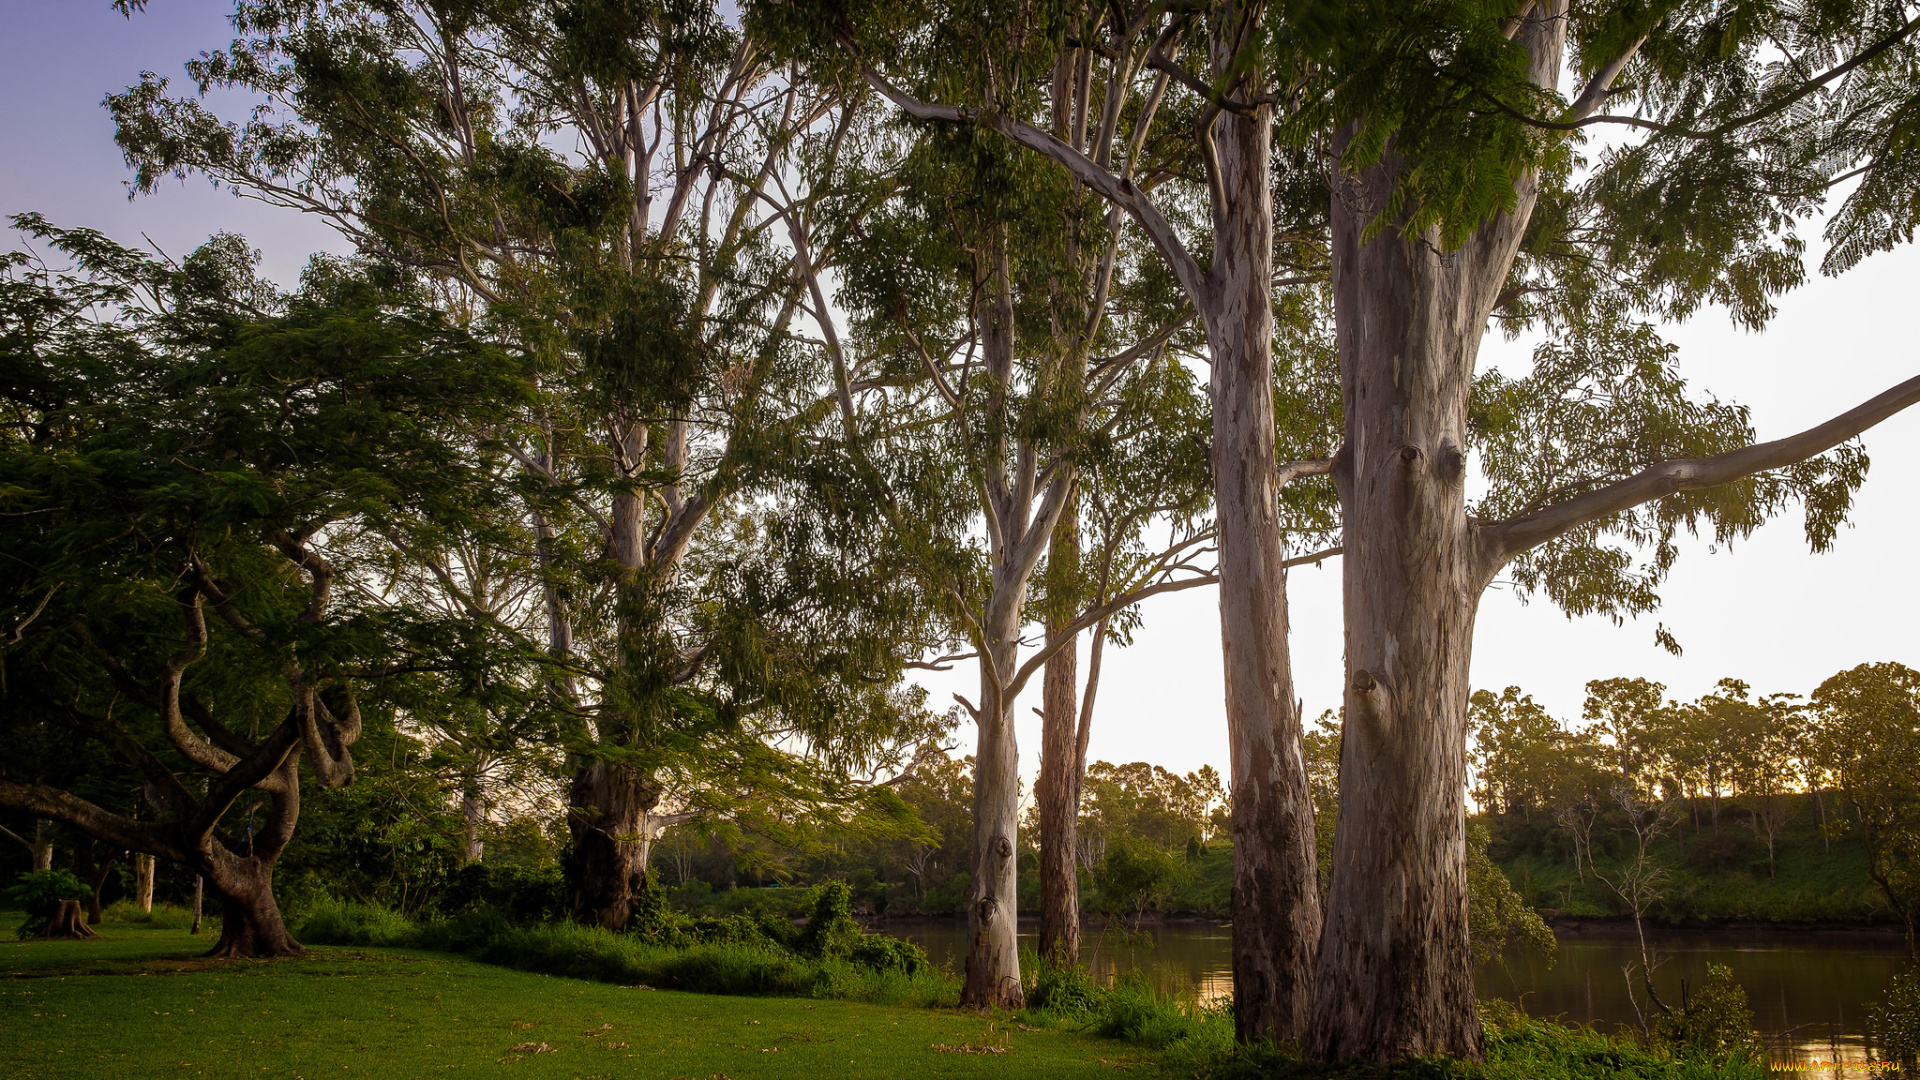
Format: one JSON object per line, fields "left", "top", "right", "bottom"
{"left": 1810, "top": 663, "right": 1920, "bottom": 960}
{"left": 1730, "top": 693, "right": 1805, "bottom": 877}
{"left": 1094, "top": 834, "right": 1177, "bottom": 931}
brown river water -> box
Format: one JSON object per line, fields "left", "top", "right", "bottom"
{"left": 881, "top": 919, "right": 1913, "bottom": 1070}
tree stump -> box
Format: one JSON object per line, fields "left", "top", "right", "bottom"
{"left": 32, "top": 900, "right": 98, "bottom": 940}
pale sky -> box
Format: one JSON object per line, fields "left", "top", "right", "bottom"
{"left": 5, "top": 1, "right": 1914, "bottom": 785}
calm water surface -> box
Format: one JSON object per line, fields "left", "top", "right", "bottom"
{"left": 883, "top": 920, "right": 1912, "bottom": 1067}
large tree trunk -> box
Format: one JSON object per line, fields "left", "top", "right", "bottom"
{"left": 1037, "top": 512, "right": 1083, "bottom": 967}
{"left": 32, "top": 820, "right": 52, "bottom": 871}
{"left": 1308, "top": 11, "right": 1563, "bottom": 1061}
{"left": 962, "top": 585, "right": 1025, "bottom": 1008}
{"left": 204, "top": 856, "right": 303, "bottom": 958}
{"left": 568, "top": 761, "right": 656, "bottom": 931}
{"left": 1200, "top": 40, "right": 1322, "bottom": 1044}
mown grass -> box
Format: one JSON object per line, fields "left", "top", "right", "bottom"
{"left": 0, "top": 924, "right": 1150, "bottom": 1080}
{"left": 0, "top": 917, "right": 1785, "bottom": 1080}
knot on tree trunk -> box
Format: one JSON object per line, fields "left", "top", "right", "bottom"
{"left": 976, "top": 895, "right": 998, "bottom": 927}
{"left": 993, "top": 834, "right": 1012, "bottom": 859}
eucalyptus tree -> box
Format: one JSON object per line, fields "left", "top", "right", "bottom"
{"left": 111, "top": 0, "right": 946, "bottom": 929}
{"left": 755, "top": 0, "right": 1342, "bottom": 1034}
{"left": 1304, "top": 2, "right": 1920, "bottom": 1055}
{"left": 766, "top": 0, "right": 1920, "bottom": 1058}
{"left": 0, "top": 220, "right": 532, "bottom": 955}
{"left": 819, "top": 106, "right": 1234, "bottom": 1002}
{"left": 1810, "top": 662, "right": 1920, "bottom": 960}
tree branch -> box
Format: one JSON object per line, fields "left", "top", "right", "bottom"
{"left": 1479, "top": 373, "right": 1920, "bottom": 568}
{"left": 853, "top": 61, "right": 1211, "bottom": 308}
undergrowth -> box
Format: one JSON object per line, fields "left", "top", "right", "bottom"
{"left": 297, "top": 885, "right": 953, "bottom": 1007}
{"left": 1014, "top": 957, "right": 1772, "bottom": 1079}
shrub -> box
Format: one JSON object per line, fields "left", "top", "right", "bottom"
{"left": 1652, "top": 962, "right": 1760, "bottom": 1062}
{"left": 7, "top": 870, "right": 89, "bottom": 939}
{"left": 795, "top": 881, "right": 862, "bottom": 959}
{"left": 1871, "top": 969, "right": 1920, "bottom": 1079}
{"left": 436, "top": 863, "right": 567, "bottom": 923}
{"left": 847, "top": 934, "right": 927, "bottom": 975}
{"left": 1025, "top": 960, "right": 1102, "bottom": 1015}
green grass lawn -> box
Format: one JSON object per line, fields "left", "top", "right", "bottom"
{"left": 0, "top": 925, "right": 1153, "bottom": 1080}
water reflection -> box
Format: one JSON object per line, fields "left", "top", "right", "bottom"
{"left": 882, "top": 919, "right": 1911, "bottom": 1066}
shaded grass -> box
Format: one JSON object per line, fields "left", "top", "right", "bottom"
{"left": 0, "top": 925, "right": 1151, "bottom": 1080}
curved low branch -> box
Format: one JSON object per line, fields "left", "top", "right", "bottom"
{"left": 1479, "top": 372, "right": 1920, "bottom": 568}
{"left": 0, "top": 780, "right": 190, "bottom": 863}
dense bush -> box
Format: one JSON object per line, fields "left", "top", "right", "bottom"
{"left": 435, "top": 863, "right": 567, "bottom": 923}
{"left": 1871, "top": 969, "right": 1920, "bottom": 1079}
{"left": 1651, "top": 962, "right": 1759, "bottom": 1061}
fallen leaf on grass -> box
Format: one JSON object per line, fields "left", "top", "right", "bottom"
{"left": 507, "top": 1042, "right": 552, "bottom": 1054}
{"left": 929, "top": 1043, "right": 1010, "bottom": 1055}
{"left": 607, "top": 1042, "right": 629, "bottom": 1050}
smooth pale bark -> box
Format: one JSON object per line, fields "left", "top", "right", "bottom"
{"left": 1308, "top": 8, "right": 1563, "bottom": 1061}
{"left": 851, "top": 10, "right": 1321, "bottom": 1032}
{"left": 134, "top": 854, "right": 155, "bottom": 912}
{"left": 33, "top": 820, "right": 52, "bottom": 871}
{"left": 963, "top": 583, "right": 1025, "bottom": 1007}
{"left": 1201, "top": 42, "right": 1322, "bottom": 1045}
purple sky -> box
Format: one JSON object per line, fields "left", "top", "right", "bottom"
{"left": 6, "top": 2, "right": 1916, "bottom": 783}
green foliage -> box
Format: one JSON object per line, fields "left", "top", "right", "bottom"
{"left": 1871, "top": 969, "right": 1920, "bottom": 1079}
{"left": 294, "top": 900, "right": 948, "bottom": 1004}
{"left": 1024, "top": 957, "right": 1103, "bottom": 1016}
{"left": 6, "top": 870, "right": 88, "bottom": 938}
{"left": 1093, "top": 835, "right": 1178, "bottom": 926}
{"left": 795, "top": 880, "right": 863, "bottom": 960}
{"left": 1651, "top": 963, "right": 1760, "bottom": 1062}
{"left": 436, "top": 863, "right": 569, "bottom": 924}
{"left": 1466, "top": 820, "right": 1558, "bottom": 966}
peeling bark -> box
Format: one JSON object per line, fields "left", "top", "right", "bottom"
{"left": 1037, "top": 595, "right": 1082, "bottom": 967}
{"left": 1308, "top": 7, "right": 1564, "bottom": 1062}
{"left": 1201, "top": 32, "right": 1321, "bottom": 1044}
